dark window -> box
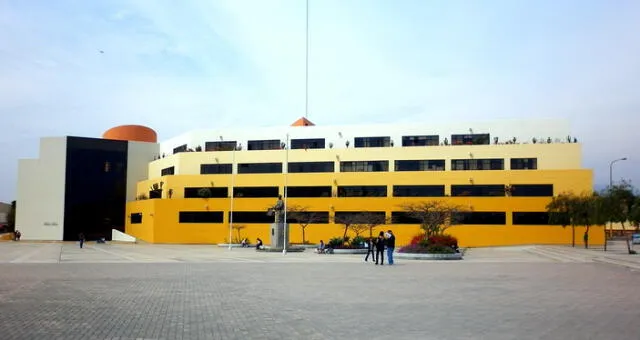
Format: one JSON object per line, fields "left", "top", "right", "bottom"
{"left": 230, "top": 211, "right": 273, "bottom": 223}
{"left": 149, "top": 189, "right": 162, "bottom": 199}
{"left": 391, "top": 212, "right": 422, "bottom": 224}
{"left": 451, "top": 159, "right": 504, "bottom": 170}
{"left": 286, "top": 212, "right": 330, "bottom": 224}
{"left": 201, "top": 164, "right": 232, "bottom": 174}
{"left": 288, "top": 162, "right": 334, "bottom": 173}
{"left": 173, "top": 144, "right": 187, "bottom": 154}
{"left": 337, "top": 186, "right": 387, "bottom": 197}
{"left": 63, "top": 137, "right": 128, "bottom": 241}
{"left": 457, "top": 212, "right": 506, "bottom": 225}
{"left": 234, "top": 187, "right": 279, "bottom": 198}
{"left": 395, "top": 160, "right": 445, "bottom": 171}
{"left": 402, "top": 135, "right": 439, "bottom": 146}
{"left": 511, "top": 158, "right": 538, "bottom": 170}
{"left": 130, "top": 213, "right": 142, "bottom": 224}
{"left": 340, "top": 161, "right": 389, "bottom": 172}
{"left": 238, "top": 163, "right": 282, "bottom": 174}
{"left": 334, "top": 211, "right": 386, "bottom": 224}
{"left": 510, "top": 184, "right": 553, "bottom": 197}
{"left": 205, "top": 141, "right": 237, "bottom": 151}
{"left": 393, "top": 185, "right": 445, "bottom": 197}
{"left": 248, "top": 139, "right": 281, "bottom": 151}
{"left": 354, "top": 137, "right": 391, "bottom": 148}
{"left": 291, "top": 138, "right": 325, "bottom": 149}
{"left": 179, "top": 211, "right": 224, "bottom": 223}
{"left": 451, "top": 133, "right": 490, "bottom": 145}
{"left": 513, "top": 212, "right": 551, "bottom": 225}
{"left": 451, "top": 185, "right": 505, "bottom": 197}
{"left": 286, "top": 186, "right": 332, "bottom": 198}
{"left": 161, "top": 166, "right": 175, "bottom": 176}
{"left": 184, "top": 187, "right": 229, "bottom": 198}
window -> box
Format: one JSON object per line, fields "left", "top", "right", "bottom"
{"left": 234, "top": 187, "right": 279, "bottom": 198}
{"left": 286, "top": 186, "right": 332, "bottom": 197}
{"left": 149, "top": 189, "right": 162, "bottom": 199}
{"left": 512, "top": 212, "right": 550, "bottom": 225}
{"left": 337, "top": 186, "right": 387, "bottom": 197}
{"left": 395, "top": 160, "right": 445, "bottom": 171}
{"left": 511, "top": 158, "right": 538, "bottom": 170}
{"left": 509, "top": 184, "right": 553, "bottom": 197}
{"left": 184, "top": 187, "right": 228, "bottom": 198}
{"left": 238, "top": 163, "right": 282, "bottom": 174}
{"left": 354, "top": 137, "right": 391, "bottom": 148}
{"left": 205, "top": 141, "right": 237, "bottom": 151}
{"left": 334, "top": 211, "right": 386, "bottom": 224}
{"left": 288, "top": 162, "right": 334, "bottom": 173}
{"left": 451, "top": 185, "right": 505, "bottom": 197}
{"left": 391, "top": 212, "right": 422, "bottom": 224}
{"left": 393, "top": 185, "right": 445, "bottom": 197}
{"left": 173, "top": 144, "right": 187, "bottom": 154}
{"left": 291, "top": 138, "right": 325, "bottom": 149}
{"left": 179, "top": 211, "right": 224, "bottom": 223}
{"left": 457, "top": 212, "right": 506, "bottom": 225}
{"left": 451, "top": 159, "right": 504, "bottom": 170}
{"left": 161, "top": 166, "right": 175, "bottom": 176}
{"left": 451, "top": 133, "right": 490, "bottom": 145}
{"left": 287, "top": 212, "right": 330, "bottom": 224}
{"left": 340, "top": 161, "right": 389, "bottom": 172}
{"left": 248, "top": 139, "right": 281, "bottom": 151}
{"left": 130, "top": 213, "right": 142, "bottom": 224}
{"left": 200, "top": 164, "right": 232, "bottom": 174}
{"left": 230, "top": 211, "right": 273, "bottom": 223}
{"left": 402, "top": 135, "right": 439, "bottom": 146}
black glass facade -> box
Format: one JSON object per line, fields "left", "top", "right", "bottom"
{"left": 63, "top": 137, "right": 128, "bottom": 241}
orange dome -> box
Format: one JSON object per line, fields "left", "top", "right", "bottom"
{"left": 102, "top": 125, "right": 157, "bottom": 143}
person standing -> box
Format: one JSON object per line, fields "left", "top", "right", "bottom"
{"left": 78, "top": 233, "right": 85, "bottom": 249}
{"left": 375, "top": 232, "right": 386, "bottom": 265}
{"left": 386, "top": 230, "right": 396, "bottom": 265}
{"left": 364, "top": 238, "right": 375, "bottom": 262}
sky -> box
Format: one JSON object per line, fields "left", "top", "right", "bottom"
{"left": 1, "top": 0, "right": 639, "bottom": 202}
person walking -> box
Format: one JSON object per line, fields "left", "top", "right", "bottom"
{"left": 364, "top": 238, "right": 375, "bottom": 263}
{"left": 375, "top": 232, "right": 386, "bottom": 265}
{"left": 78, "top": 233, "right": 85, "bottom": 249}
{"left": 386, "top": 230, "right": 396, "bottom": 265}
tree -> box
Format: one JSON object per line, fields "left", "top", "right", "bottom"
{"left": 334, "top": 211, "right": 387, "bottom": 240}
{"left": 547, "top": 193, "right": 577, "bottom": 247}
{"left": 603, "top": 181, "right": 635, "bottom": 235}
{"left": 287, "top": 205, "right": 326, "bottom": 244}
{"left": 7, "top": 200, "right": 16, "bottom": 232}
{"left": 629, "top": 197, "right": 640, "bottom": 231}
{"left": 400, "top": 201, "right": 470, "bottom": 237}
{"left": 232, "top": 224, "right": 246, "bottom": 243}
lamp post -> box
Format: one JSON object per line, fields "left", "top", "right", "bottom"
{"left": 283, "top": 133, "right": 289, "bottom": 255}
{"left": 228, "top": 145, "right": 236, "bottom": 251}
{"left": 605, "top": 157, "right": 627, "bottom": 251}
{"left": 305, "top": 0, "right": 309, "bottom": 119}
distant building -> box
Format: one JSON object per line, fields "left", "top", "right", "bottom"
{"left": 0, "top": 202, "right": 10, "bottom": 224}
{"left": 16, "top": 118, "right": 602, "bottom": 247}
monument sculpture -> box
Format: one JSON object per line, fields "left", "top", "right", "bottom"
{"left": 267, "top": 195, "right": 289, "bottom": 249}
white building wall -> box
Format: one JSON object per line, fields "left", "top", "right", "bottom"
{"left": 126, "top": 141, "right": 159, "bottom": 202}
{"left": 16, "top": 137, "right": 67, "bottom": 241}
{"left": 158, "top": 118, "right": 572, "bottom": 156}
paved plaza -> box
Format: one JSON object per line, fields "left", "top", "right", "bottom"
{"left": 0, "top": 242, "right": 638, "bottom": 340}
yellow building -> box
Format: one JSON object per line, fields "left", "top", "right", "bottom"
{"left": 124, "top": 118, "right": 602, "bottom": 247}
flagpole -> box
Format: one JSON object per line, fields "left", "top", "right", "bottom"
{"left": 305, "top": 0, "right": 309, "bottom": 119}
{"left": 228, "top": 146, "right": 236, "bottom": 251}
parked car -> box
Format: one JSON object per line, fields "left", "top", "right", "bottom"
{"left": 632, "top": 234, "right": 640, "bottom": 245}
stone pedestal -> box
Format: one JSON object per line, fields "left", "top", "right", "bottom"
{"left": 270, "top": 222, "right": 290, "bottom": 249}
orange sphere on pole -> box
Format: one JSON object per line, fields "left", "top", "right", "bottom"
{"left": 102, "top": 125, "right": 157, "bottom": 143}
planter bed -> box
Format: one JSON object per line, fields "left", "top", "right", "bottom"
{"left": 395, "top": 252, "right": 463, "bottom": 260}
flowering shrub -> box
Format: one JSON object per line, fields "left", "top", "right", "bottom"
{"left": 400, "top": 233, "right": 459, "bottom": 254}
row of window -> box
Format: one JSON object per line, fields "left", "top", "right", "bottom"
{"left": 173, "top": 134, "right": 495, "bottom": 154}
{"left": 130, "top": 211, "right": 555, "bottom": 225}
{"left": 172, "top": 184, "right": 553, "bottom": 198}
{"left": 162, "top": 158, "right": 538, "bottom": 176}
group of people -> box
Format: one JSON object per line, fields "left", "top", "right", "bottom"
{"left": 316, "top": 230, "right": 396, "bottom": 265}
{"left": 364, "top": 230, "right": 396, "bottom": 265}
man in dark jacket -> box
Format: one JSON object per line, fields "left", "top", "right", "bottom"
{"left": 386, "top": 230, "right": 396, "bottom": 265}
{"left": 375, "top": 232, "right": 386, "bottom": 265}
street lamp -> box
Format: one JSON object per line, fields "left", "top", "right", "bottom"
{"left": 283, "top": 133, "right": 290, "bottom": 255}
{"left": 228, "top": 145, "right": 237, "bottom": 251}
{"left": 605, "top": 157, "right": 627, "bottom": 250}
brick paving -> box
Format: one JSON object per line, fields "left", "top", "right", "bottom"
{"left": 0, "top": 242, "right": 638, "bottom": 339}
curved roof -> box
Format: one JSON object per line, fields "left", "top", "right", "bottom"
{"left": 102, "top": 125, "right": 157, "bottom": 143}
